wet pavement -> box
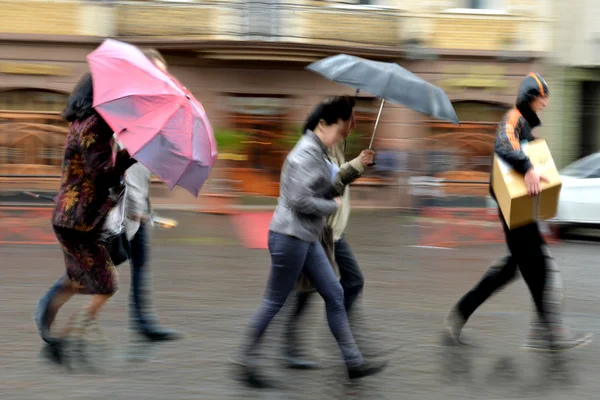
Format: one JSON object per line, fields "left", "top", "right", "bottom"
{"left": 1, "top": 211, "right": 599, "bottom": 400}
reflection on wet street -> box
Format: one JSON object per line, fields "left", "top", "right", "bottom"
{"left": 0, "top": 212, "right": 598, "bottom": 400}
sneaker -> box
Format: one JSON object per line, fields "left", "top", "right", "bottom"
{"left": 523, "top": 331, "right": 592, "bottom": 352}
{"left": 446, "top": 309, "right": 467, "bottom": 345}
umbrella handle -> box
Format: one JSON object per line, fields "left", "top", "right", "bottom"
{"left": 368, "top": 98, "right": 385, "bottom": 150}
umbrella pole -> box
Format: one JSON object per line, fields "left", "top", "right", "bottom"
{"left": 368, "top": 99, "right": 385, "bottom": 149}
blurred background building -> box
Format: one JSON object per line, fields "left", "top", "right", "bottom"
{"left": 0, "top": 0, "right": 558, "bottom": 210}
{"left": 548, "top": 0, "right": 600, "bottom": 169}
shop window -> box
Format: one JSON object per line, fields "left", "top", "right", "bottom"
{"left": 223, "top": 93, "right": 291, "bottom": 172}
{"left": 0, "top": 89, "right": 69, "bottom": 175}
{"left": 424, "top": 100, "right": 510, "bottom": 176}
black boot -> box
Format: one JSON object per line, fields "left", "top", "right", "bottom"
{"left": 139, "top": 325, "right": 182, "bottom": 342}
{"left": 347, "top": 360, "right": 388, "bottom": 380}
{"left": 236, "top": 364, "right": 279, "bottom": 389}
{"left": 41, "top": 337, "right": 67, "bottom": 366}
{"left": 133, "top": 313, "right": 182, "bottom": 342}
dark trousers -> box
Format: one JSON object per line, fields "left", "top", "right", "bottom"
{"left": 455, "top": 213, "right": 552, "bottom": 327}
{"left": 36, "top": 222, "right": 153, "bottom": 341}
{"left": 129, "top": 222, "right": 155, "bottom": 329}
{"left": 245, "top": 231, "right": 362, "bottom": 367}
{"left": 285, "top": 236, "right": 365, "bottom": 346}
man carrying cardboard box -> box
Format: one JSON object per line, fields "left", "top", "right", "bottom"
{"left": 446, "top": 73, "right": 592, "bottom": 351}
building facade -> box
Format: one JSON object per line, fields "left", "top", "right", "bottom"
{"left": 547, "top": 0, "right": 600, "bottom": 168}
{"left": 0, "top": 0, "right": 554, "bottom": 207}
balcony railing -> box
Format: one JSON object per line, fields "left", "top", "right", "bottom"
{"left": 115, "top": 1, "right": 402, "bottom": 47}
{"left": 0, "top": 0, "right": 402, "bottom": 48}
{"left": 424, "top": 12, "right": 550, "bottom": 53}
{"left": 1, "top": 1, "right": 552, "bottom": 53}
{"left": 0, "top": 0, "right": 83, "bottom": 36}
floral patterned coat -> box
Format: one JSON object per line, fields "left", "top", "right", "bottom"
{"left": 52, "top": 114, "right": 135, "bottom": 233}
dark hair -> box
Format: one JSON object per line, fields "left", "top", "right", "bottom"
{"left": 141, "top": 48, "right": 167, "bottom": 67}
{"left": 62, "top": 72, "right": 95, "bottom": 123}
{"left": 302, "top": 96, "right": 356, "bottom": 134}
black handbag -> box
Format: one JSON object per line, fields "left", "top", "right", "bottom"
{"left": 106, "top": 231, "right": 131, "bottom": 266}
{"left": 101, "top": 182, "right": 130, "bottom": 266}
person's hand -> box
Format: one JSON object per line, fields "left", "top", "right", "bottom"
{"left": 334, "top": 197, "right": 343, "bottom": 208}
{"left": 524, "top": 169, "right": 549, "bottom": 196}
{"left": 358, "top": 149, "right": 375, "bottom": 167}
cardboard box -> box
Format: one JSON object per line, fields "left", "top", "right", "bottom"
{"left": 492, "top": 139, "right": 562, "bottom": 229}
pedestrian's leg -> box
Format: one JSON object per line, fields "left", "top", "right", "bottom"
{"left": 302, "top": 241, "right": 362, "bottom": 367}
{"left": 523, "top": 245, "right": 563, "bottom": 347}
{"left": 518, "top": 240, "right": 592, "bottom": 350}
{"left": 335, "top": 237, "right": 387, "bottom": 357}
{"left": 286, "top": 290, "right": 313, "bottom": 343}
{"left": 508, "top": 223, "right": 550, "bottom": 328}
{"left": 62, "top": 240, "right": 118, "bottom": 345}
{"left": 540, "top": 245, "right": 564, "bottom": 327}
{"left": 35, "top": 275, "right": 74, "bottom": 342}
{"left": 129, "top": 224, "right": 148, "bottom": 330}
{"left": 446, "top": 254, "right": 518, "bottom": 344}
{"left": 282, "top": 289, "right": 318, "bottom": 368}
{"left": 243, "top": 232, "right": 309, "bottom": 363}
{"left": 335, "top": 237, "right": 364, "bottom": 313}
{"left": 455, "top": 255, "right": 519, "bottom": 320}
{"left": 237, "top": 233, "right": 310, "bottom": 388}
{"left": 303, "top": 242, "right": 387, "bottom": 379}
{"left": 129, "top": 223, "right": 180, "bottom": 341}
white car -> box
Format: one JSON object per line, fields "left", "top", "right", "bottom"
{"left": 551, "top": 153, "right": 600, "bottom": 237}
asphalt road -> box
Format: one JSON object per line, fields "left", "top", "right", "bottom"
{"left": 0, "top": 211, "right": 599, "bottom": 400}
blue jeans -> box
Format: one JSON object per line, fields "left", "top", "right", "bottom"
{"left": 36, "top": 223, "right": 153, "bottom": 341}
{"left": 285, "top": 236, "right": 365, "bottom": 346}
{"left": 245, "top": 231, "right": 363, "bottom": 367}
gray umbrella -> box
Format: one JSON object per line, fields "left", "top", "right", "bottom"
{"left": 306, "top": 54, "right": 459, "bottom": 148}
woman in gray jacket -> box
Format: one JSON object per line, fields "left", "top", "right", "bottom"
{"left": 238, "top": 96, "right": 387, "bottom": 388}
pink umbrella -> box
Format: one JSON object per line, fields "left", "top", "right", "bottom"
{"left": 87, "top": 39, "right": 217, "bottom": 197}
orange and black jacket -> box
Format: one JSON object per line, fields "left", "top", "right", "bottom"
{"left": 494, "top": 107, "right": 536, "bottom": 175}
{"left": 490, "top": 73, "right": 549, "bottom": 198}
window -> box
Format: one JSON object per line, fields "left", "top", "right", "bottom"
{"left": 0, "top": 89, "right": 69, "bottom": 173}
{"left": 468, "top": 0, "right": 485, "bottom": 8}
{"left": 0, "top": 89, "right": 68, "bottom": 113}
{"left": 452, "top": 101, "right": 508, "bottom": 123}
{"left": 447, "top": 0, "right": 505, "bottom": 13}
{"left": 464, "top": 0, "right": 504, "bottom": 9}
{"left": 328, "top": 0, "right": 389, "bottom": 8}
{"left": 561, "top": 153, "right": 600, "bottom": 178}
{"left": 425, "top": 101, "right": 510, "bottom": 175}
{"left": 224, "top": 94, "right": 290, "bottom": 172}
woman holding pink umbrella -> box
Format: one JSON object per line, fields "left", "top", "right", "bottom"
{"left": 40, "top": 72, "right": 137, "bottom": 365}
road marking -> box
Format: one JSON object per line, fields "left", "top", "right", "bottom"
{"left": 407, "top": 245, "right": 454, "bottom": 250}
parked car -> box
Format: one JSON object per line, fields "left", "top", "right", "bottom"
{"left": 551, "top": 152, "right": 600, "bottom": 237}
